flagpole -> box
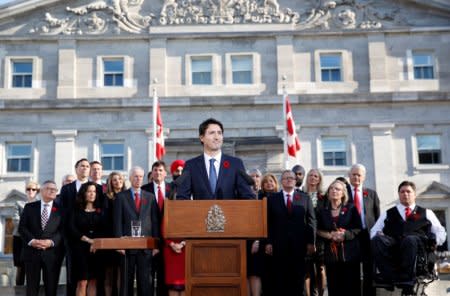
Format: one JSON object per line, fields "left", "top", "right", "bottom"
{"left": 152, "top": 78, "right": 158, "bottom": 165}
{"left": 282, "top": 75, "right": 288, "bottom": 169}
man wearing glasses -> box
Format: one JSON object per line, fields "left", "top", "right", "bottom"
{"left": 265, "top": 170, "right": 316, "bottom": 296}
{"left": 19, "top": 180, "right": 64, "bottom": 296}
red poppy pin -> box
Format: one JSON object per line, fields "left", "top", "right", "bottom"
{"left": 363, "top": 190, "right": 368, "bottom": 198}
{"left": 411, "top": 212, "right": 421, "bottom": 221}
{"left": 96, "top": 208, "right": 102, "bottom": 214}
{"left": 141, "top": 198, "right": 148, "bottom": 206}
{"left": 341, "top": 207, "right": 348, "bottom": 215}
{"left": 51, "top": 207, "right": 58, "bottom": 213}
{"left": 223, "top": 160, "right": 230, "bottom": 169}
{"left": 294, "top": 194, "right": 301, "bottom": 201}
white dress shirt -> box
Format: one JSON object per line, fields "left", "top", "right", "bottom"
{"left": 75, "top": 179, "right": 88, "bottom": 192}
{"left": 283, "top": 190, "right": 295, "bottom": 206}
{"left": 204, "top": 152, "right": 222, "bottom": 179}
{"left": 351, "top": 185, "right": 367, "bottom": 229}
{"left": 370, "top": 203, "right": 447, "bottom": 246}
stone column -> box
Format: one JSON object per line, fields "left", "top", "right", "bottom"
{"left": 369, "top": 123, "right": 396, "bottom": 207}
{"left": 57, "top": 39, "right": 77, "bottom": 99}
{"left": 368, "top": 34, "right": 389, "bottom": 93}
{"left": 52, "top": 130, "right": 77, "bottom": 185}
{"left": 276, "top": 36, "right": 294, "bottom": 94}
{"left": 149, "top": 38, "right": 167, "bottom": 96}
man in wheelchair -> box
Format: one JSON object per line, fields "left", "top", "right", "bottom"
{"left": 370, "top": 181, "right": 446, "bottom": 296}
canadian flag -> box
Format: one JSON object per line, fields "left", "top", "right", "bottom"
{"left": 155, "top": 101, "right": 165, "bottom": 160}
{"left": 285, "top": 94, "right": 301, "bottom": 157}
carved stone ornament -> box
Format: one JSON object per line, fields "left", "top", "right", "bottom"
{"left": 205, "top": 204, "right": 226, "bottom": 233}
{"left": 28, "top": 0, "right": 407, "bottom": 35}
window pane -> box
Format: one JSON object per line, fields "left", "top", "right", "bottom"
{"left": 104, "top": 74, "right": 114, "bottom": 86}
{"left": 322, "top": 138, "right": 346, "bottom": 152}
{"left": 232, "top": 56, "right": 252, "bottom": 71}
{"left": 24, "top": 75, "right": 32, "bottom": 87}
{"left": 417, "top": 135, "right": 440, "bottom": 150}
{"left": 331, "top": 69, "right": 341, "bottom": 81}
{"left": 8, "top": 145, "right": 31, "bottom": 157}
{"left": 21, "top": 159, "right": 30, "bottom": 172}
{"left": 104, "top": 60, "right": 124, "bottom": 72}
{"left": 7, "top": 159, "right": 19, "bottom": 172}
{"left": 192, "top": 58, "right": 212, "bottom": 72}
{"left": 192, "top": 72, "right": 212, "bottom": 85}
{"left": 232, "top": 71, "right": 252, "bottom": 84}
{"left": 13, "top": 62, "right": 32, "bottom": 73}
{"left": 114, "top": 157, "right": 124, "bottom": 170}
{"left": 115, "top": 74, "right": 124, "bottom": 86}
{"left": 413, "top": 54, "right": 431, "bottom": 66}
{"left": 320, "top": 55, "right": 341, "bottom": 68}
{"left": 102, "top": 157, "right": 113, "bottom": 170}
{"left": 101, "top": 143, "right": 124, "bottom": 155}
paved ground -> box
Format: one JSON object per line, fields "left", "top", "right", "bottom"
{"left": 0, "top": 278, "right": 448, "bottom": 296}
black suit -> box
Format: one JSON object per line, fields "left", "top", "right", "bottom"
{"left": 114, "top": 189, "right": 160, "bottom": 296}
{"left": 140, "top": 183, "right": 174, "bottom": 296}
{"left": 349, "top": 187, "right": 380, "bottom": 296}
{"left": 58, "top": 181, "right": 105, "bottom": 296}
{"left": 267, "top": 191, "right": 316, "bottom": 296}
{"left": 19, "top": 200, "right": 63, "bottom": 296}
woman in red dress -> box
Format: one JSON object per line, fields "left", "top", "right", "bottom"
{"left": 164, "top": 238, "right": 186, "bottom": 296}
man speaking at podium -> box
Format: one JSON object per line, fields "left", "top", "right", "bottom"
{"left": 177, "top": 118, "right": 255, "bottom": 200}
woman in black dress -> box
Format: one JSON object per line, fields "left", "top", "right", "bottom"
{"left": 70, "top": 182, "right": 107, "bottom": 296}
{"left": 316, "top": 180, "right": 362, "bottom": 296}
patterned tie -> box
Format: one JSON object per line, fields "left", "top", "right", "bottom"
{"left": 354, "top": 186, "right": 362, "bottom": 215}
{"left": 134, "top": 191, "right": 141, "bottom": 212}
{"left": 405, "top": 207, "right": 411, "bottom": 219}
{"left": 157, "top": 185, "right": 164, "bottom": 213}
{"left": 41, "top": 203, "right": 49, "bottom": 230}
{"left": 286, "top": 194, "right": 293, "bottom": 214}
{"left": 209, "top": 158, "right": 217, "bottom": 193}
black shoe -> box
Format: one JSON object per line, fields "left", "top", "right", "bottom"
{"left": 401, "top": 285, "right": 415, "bottom": 296}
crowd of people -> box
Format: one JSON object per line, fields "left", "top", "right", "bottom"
{"left": 13, "top": 118, "right": 447, "bottom": 296}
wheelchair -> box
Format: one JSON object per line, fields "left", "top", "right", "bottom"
{"left": 373, "top": 235, "right": 438, "bottom": 296}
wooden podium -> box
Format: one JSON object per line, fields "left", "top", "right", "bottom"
{"left": 164, "top": 199, "right": 267, "bottom": 296}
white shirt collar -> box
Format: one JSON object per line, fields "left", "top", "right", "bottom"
{"left": 204, "top": 151, "right": 222, "bottom": 163}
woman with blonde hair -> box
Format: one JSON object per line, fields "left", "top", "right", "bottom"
{"left": 316, "top": 180, "right": 362, "bottom": 296}
{"left": 12, "top": 181, "right": 40, "bottom": 285}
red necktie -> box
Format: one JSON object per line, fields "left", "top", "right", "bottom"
{"left": 286, "top": 194, "right": 292, "bottom": 214}
{"left": 134, "top": 191, "right": 141, "bottom": 212}
{"left": 405, "top": 207, "right": 411, "bottom": 219}
{"left": 354, "top": 186, "right": 361, "bottom": 215}
{"left": 157, "top": 186, "right": 164, "bottom": 213}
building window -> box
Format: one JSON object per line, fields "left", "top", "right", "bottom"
{"left": 4, "top": 218, "right": 14, "bottom": 254}
{"left": 417, "top": 135, "right": 441, "bottom": 164}
{"left": 12, "top": 61, "right": 32, "bottom": 88}
{"left": 101, "top": 143, "right": 124, "bottom": 171}
{"left": 103, "top": 59, "right": 124, "bottom": 86}
{"left": 322, "top": 137, "right": 347, "bottom": 166}
{"left": 231, "top": 55, "right": 253, "bottom": 84}
{"left": 320, "top": 54, "right": 342, "bottom": 82}
{"left": 7, "top": 143, "right": 32, "bottom": 172}
{"left": 413, "top": 53, "right": 434, "bottom": 79}
{"left": 191, "top": 57, "right": 212, "bottom": 85}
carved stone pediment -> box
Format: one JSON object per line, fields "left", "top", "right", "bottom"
{"left": 0, "top": 0, "right": 448, "bottom": 35}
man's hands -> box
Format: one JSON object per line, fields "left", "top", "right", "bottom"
{"left": 30, "top": 239, "right": 53, "bottom": 250}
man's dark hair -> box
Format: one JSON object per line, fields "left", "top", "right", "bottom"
{"left": 398, "top": 180, "right": 416, "bottom": 192}
{"left": 42, "top": 180, "right": 57, "bottom": 187}
{"left": 75, "top": 158, "right": 89, "bottom": 169}
{"left": 90, "top": 160, "right": 102, "bottom": 167}
{"left": 199, "top": 118, "right": 224, "bottom": 136}
{"left": 152, "top": 160, "right": 167, "bottom": 171}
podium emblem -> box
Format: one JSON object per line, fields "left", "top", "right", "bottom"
{"left": 205, "top": 205, "right": 226, "bottom": 232}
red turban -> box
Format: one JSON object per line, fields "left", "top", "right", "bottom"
{"left": 170, "top": 159, "right": 185, "bottom": 175}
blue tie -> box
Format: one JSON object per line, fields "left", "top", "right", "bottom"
{"left": 209, "top": 158, "right": 217, "bottom": 193}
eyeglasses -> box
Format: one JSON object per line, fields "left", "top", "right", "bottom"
{"left": 26, "top": 188, "right": 37, "bottom": 192}
{"left": 45, "top": 188, "right": 58, "bottom": 193}
{"left": 282, "top": 177, "right": 296, "bottom": 181}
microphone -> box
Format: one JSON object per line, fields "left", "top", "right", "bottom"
{"left": 238, "top": 169, "right": 255, "bottom": 186}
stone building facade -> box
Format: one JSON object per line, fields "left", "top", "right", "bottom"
{"left": 0, "top": 0, "right": 449, "bottom": 259}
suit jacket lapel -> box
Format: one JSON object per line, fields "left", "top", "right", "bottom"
{"left": 140, "top": 191, "right": 150, "bottom": 218}
{"left": 197, "top": 155, "right": 213, "bottom": 195}
{"left": 125, "top": 190, "right": 139, "bottom": 217}
{"left": 216, "top": 156, "right": 229, "bottom": 194}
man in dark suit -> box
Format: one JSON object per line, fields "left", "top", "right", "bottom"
{"left": 19, "top": 180, "right": 64, "bottom": 296}
{"left": 58, "top": 158, "right": 104, "bottom": 296}
{"left": 177, "top": 118, "right": 255, "bottom": 200}
{"left": 141, "top": 160, "right": 173, "bottom": 296}
{"left": 114, "top": 166, "right": 160, "bottom": 296}
{"left": 265, "top": 170, "right": 316, "bottom": 296}
{"left": 348, "top": 163, "right": 380, "bottom": 296}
